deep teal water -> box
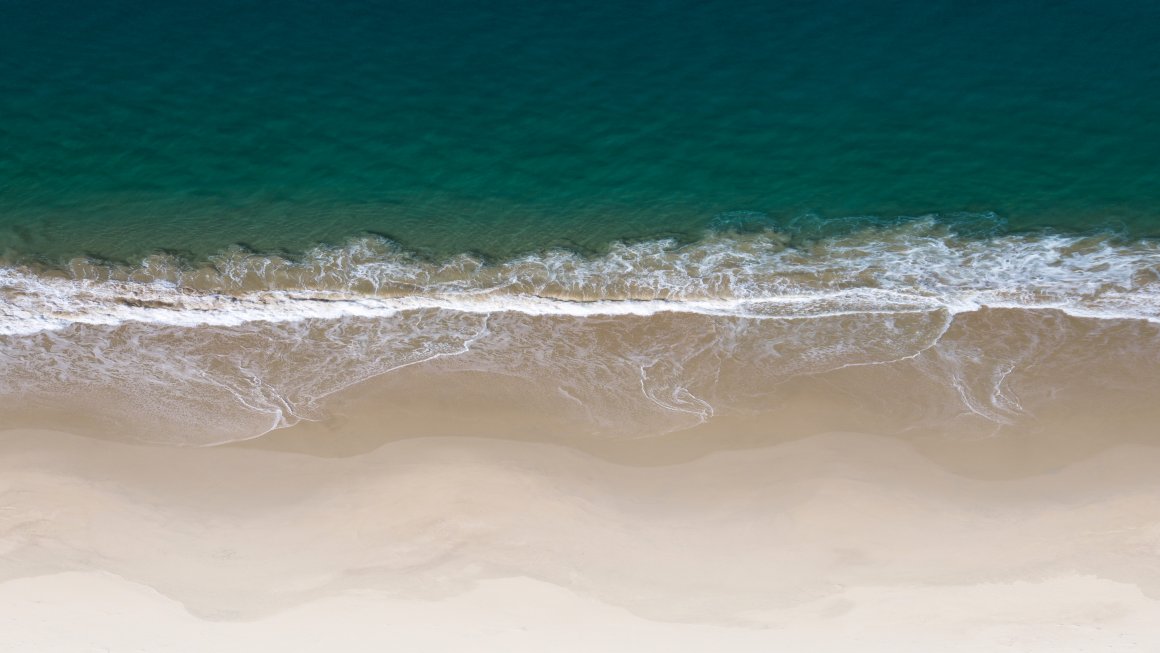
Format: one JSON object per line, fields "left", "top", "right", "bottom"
{"left": 2, "top": 0, "right": 1159, "bottom": 264}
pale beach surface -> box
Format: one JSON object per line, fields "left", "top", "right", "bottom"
{"left": 3, "top": 371, "right": 1160, "bottom": 652}
{"left": 4, "top": 306, "right": 1160, "bottom": 651}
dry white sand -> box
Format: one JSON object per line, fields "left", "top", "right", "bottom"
{"left": 2, "top": 426, "right": 1160, "bottom": 651}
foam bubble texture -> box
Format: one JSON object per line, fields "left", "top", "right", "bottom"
{"left": 2, "top": 221, "right": 1159, "bottom": 336}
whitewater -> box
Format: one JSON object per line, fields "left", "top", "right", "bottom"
{"left": 3, "top": 222, "right": 1159, "bottom": 336}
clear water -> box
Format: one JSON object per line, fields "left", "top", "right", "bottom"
{"left": 3, "top": 0, "right": 1160, "bottom": 264}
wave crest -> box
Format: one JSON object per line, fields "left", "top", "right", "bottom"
{"left": 3, "top": 220, "right": 1159, "bottom": 336}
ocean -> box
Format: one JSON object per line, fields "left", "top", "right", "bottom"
{"left": 3, "top": 0, "right": 1160, "bottom": 263}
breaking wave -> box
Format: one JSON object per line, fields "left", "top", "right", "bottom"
{"left": 2, "top": 219, "right": 1159, "bottom": 336}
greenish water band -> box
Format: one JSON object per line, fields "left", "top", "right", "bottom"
{"left": 2, "top": 0, "right": 1159, "bottom": 264}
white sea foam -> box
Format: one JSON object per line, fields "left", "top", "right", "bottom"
{"left": 2, "top": 223, "right": 1159, "bottom": 336}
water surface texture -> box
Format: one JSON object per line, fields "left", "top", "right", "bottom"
{"left": 3, "top": 0, "right": 1159, "bottom": 263}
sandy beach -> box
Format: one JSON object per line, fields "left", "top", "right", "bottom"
{"left": 4, "top": 323, "right": 1160, "bottom": 652}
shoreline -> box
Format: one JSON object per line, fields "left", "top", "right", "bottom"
{"left": 5, "top": 307, "right": 1160, "bottom": 455}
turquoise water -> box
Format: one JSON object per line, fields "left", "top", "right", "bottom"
{"left": 3, "top": 0, "right": 1160, "bottom": 264}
